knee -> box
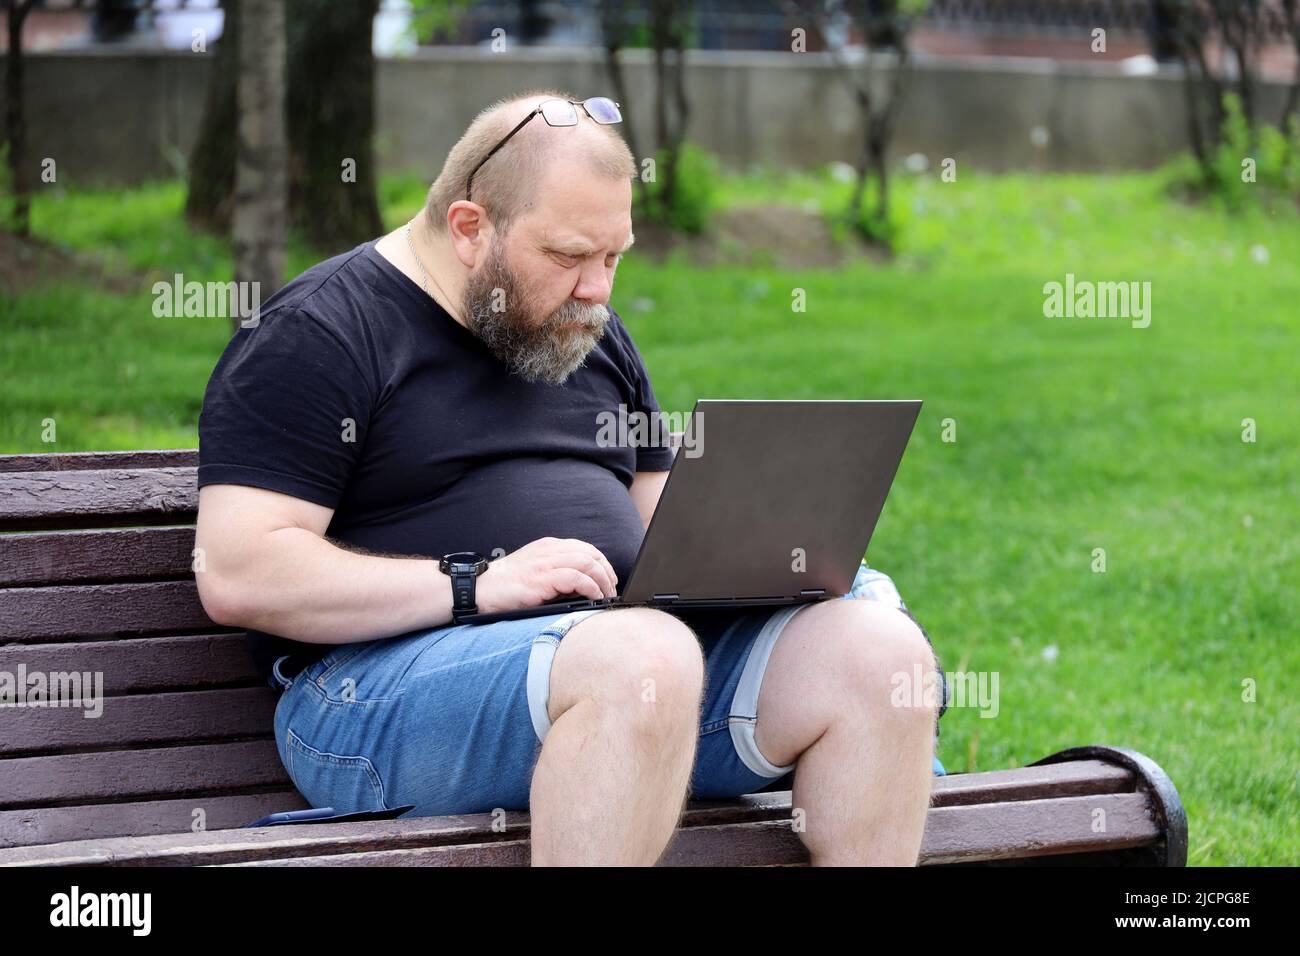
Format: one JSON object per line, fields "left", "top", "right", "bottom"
{"left": 614, "top": 608, "right": 704, "bottom": 704}
{"left": 825, "top": 599, "right": 942, "bottom": 726}
{"left": 558, "top": 608, "right": 704, "bottom": 728}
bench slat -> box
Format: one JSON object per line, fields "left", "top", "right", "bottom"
{"left": 225, "top": 840, "right": 537, "bottom": 867}
{"left": 0, "top": 633, "right": 258, "bottom": 694}
{"left": 921, "top": 792, "right": 1161, "bottom": 864}
{"left": 927, "top": 759, "right": 1133, "bottom": 805}
{"left": 0, "top": 468, "right": 197, "bottom": 530}
{"left": 0, "top": 749, "right": 1137, "bottom": 844}
{"left": 0, "top": 789, "right": 1160, "bottom": 867}
{"left": 0, "top": 761, "right": 1142, "bottom": 857}
{"left": 0, "top": 791, "right": 797, "bottom": 854}
{"left": 0, "top": 687, "right": 278, "bottom": 755}
{"left": 228, "top": 794, "right": 1160, "bottom": 867}
{"left": 0, "top": 450, "right": 198, "bottom": 474}
{"left": 0, "top": 791, "right": 307, "bottom": 849}
{"left": 0, "top": 527, "right": 196, "bottom": 587}
{"left": 224, "top": 828, "right": 805, "bottom": 867}
{"left": 0, "top": 740, "right": 287, "bottom": 807}
{"left": 0, "top": 581, "right": 215, "bottom": 640}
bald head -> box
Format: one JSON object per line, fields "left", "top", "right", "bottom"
{"left": 425, "top": 89, "right": 637, "bottom": 238}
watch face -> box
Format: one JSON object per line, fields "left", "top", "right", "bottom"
{"left": 443, "top": 552, "right": 483, "bottom": 564}
{"left": 441, "top": 552, "right": 486, "bottom": 573}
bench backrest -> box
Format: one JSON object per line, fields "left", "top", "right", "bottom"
{"left": 0, "top": 450, "right": 308, "bottom": 848}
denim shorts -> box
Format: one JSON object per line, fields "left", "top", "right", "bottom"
{"left": 270, "top": 562, "right": 947, "bottom": 817}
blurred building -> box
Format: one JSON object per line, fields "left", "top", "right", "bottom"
{"left": 422, "top": 0, "right": 1297, "bottom": 80}
{"left": 4, "top": 0, "right": 1297, "bottom": 182}
{"left": 4, "top": 1, "right": 1296, "bottom": 80}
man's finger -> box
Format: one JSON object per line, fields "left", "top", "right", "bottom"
{"left": 548, "top": 567, "right": 604, "bottom": 602}
{"left": 554, "top": 550, "right": 615, "bottom": 597}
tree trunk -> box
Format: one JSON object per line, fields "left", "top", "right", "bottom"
{"left": 1216, "top": 1, "right": 1263, "bottom": 133}
{"left": 599, "top": 0, "right": 651, "bottom": 219}
{"left": 792, "top": 0, "right": 911, "bottom": 250}
{"left": 870, "top": 134, "right": 888, "bottom": 225}
{"left": 1180, "top": 18, "right": 1225, "bottom": 165}
{"left": 653, "top": 37, "right": 670, "bottom": 220}
{"left": 233, "top": 0, "right": 288, "bottom": 333}
{"left": 848, "top": 148, "right": 868, "bottom": 228}
{"left": 285, "top": 0, "right": 383, "bottom": 252}
{"left": 185, "top": 0, "right": 239, "bottom": 232}
{"left": 4, "top": 0, "right": 35, "bottom": 237}
{"left": 666, "top": 41, "right": 690, "bottom": 210}
{"left": 1281, "top": 0, "right": 1300, "bottom": 126}
{"left": 650, "top": 0, "right": 690, "bottom": 222}
{"left": 186, "top": 0, "right": 382, "bottom": 252}
{"left": 1179, "top": 48, "right": 1208, "bottom": 164}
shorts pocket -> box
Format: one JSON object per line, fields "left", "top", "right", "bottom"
{"left": 307, "top": 640, "right": 406, "bottom": 705}
{"left": 312, "top": 643, "right": 368, "bottom": 685}
{"left": 285, "top": 727, "right": 388, "bottom": 813}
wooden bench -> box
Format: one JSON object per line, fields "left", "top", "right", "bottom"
{"left": 0, "top": 449, "right": 1188, "bottom": 866}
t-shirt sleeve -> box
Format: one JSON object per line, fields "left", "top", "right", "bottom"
{"left": 197, "top": 306, "right": 375, "bottom": 509}
{"left": 607, "top": 305, "right": 675, "bottom": 473}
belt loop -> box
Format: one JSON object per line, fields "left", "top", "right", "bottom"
{"left": 271, "top": 654, "right": 297, "bottom": 692}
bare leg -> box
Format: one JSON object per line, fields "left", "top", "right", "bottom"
{"left": 529, "top": 608, "right": 705, "bottom": 866}
{"left": 752, "top": 599, "right": 940, "bottom": 865}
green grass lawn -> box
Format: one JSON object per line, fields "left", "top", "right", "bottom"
{"left": 2, "top": 168, "right": 1297, "bottom": 864}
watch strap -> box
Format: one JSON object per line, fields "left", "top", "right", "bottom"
{"left": 451, "top": 568, "right": 477, "bottom": 616}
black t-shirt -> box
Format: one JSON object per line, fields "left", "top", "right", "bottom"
{"left": 197, "top": 240, "right": 674, "bottom": 686}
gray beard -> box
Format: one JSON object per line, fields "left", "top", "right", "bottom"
{"left": 463, "top": 248, "right": 609, "bottom": 386}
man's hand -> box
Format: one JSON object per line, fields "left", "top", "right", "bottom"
{"left": 477, "top": 537, "right": 619, "bottom": 614}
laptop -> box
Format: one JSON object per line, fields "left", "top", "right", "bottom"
{"left": 455, "top": 399, "right": 922, "bottom": 625}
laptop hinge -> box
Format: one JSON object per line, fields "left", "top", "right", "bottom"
{"left": 650, "top": 593, "right": 681, "bottom": 604}
{"left": 799, "top": 589, "right": 827, "bottom": 598}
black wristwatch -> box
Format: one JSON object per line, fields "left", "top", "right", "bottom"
{"left": 439, "top": 551, "right": 489, "bottom": 621}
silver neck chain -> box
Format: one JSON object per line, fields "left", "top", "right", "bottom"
{"left": 404, "top": 222, "right": 431, "bottom": 295}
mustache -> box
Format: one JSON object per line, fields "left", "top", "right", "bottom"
{"left": 542, "top": 302, "right": 609, "bottom": 331}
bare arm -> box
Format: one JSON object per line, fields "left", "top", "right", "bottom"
{"left": 628, "top": 470, "right": 670, "bottom": 529}
{"left": 194, "top": 484, "right": 455, "bottom": 644}
{"left": 194, "top": 484, "right": 621, "bottom": 645}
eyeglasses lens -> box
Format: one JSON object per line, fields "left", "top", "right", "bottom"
{"left": 584, "top": 97, "right": 622, "bottom": 124}
{"left": 541, "top": 100, "right": 579, "bottom": 126}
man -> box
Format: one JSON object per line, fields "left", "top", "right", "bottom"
{"left": 195, "top": 89, "right": 946, "bottom": 866}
